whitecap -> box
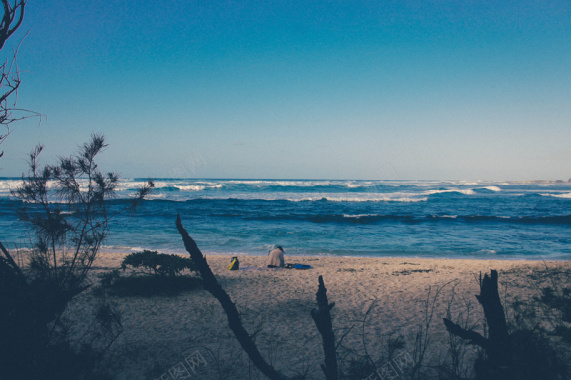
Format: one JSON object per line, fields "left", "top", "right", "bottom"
{"left": 476, "top": 249, "right": 497, "bottom": 255}
{"left": 425, "top": 189, "right": 475, "bottom": 196}
{"left": 540, "top": 192, "right": 571, "bottom": 199}
{"left": 176, "top": 185, "right": 206, "bottom": 191}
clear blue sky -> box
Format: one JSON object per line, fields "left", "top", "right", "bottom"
{"left": 2, "top": 0, "right": 570, "bottom": 180}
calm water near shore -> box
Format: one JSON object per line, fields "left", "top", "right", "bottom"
{"left": 1, "top": 178, "right": 570, "bottom": 260}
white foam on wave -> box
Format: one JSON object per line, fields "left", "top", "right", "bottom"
{"left": 0, "top": 179, "right": 20, "bottom": 196}
{"left": 216, "top": 179, "right": 389, "bottom": 189}
{"left": 0, "top": 179, "right": 20, "bottom": 189}
{"left": 540, "top": 192, "right": 571, "bottom": 199}
{"left": 476, "top": 249, "right": 497, "bottom": 255}
{"left": 345, "top": 181, "right": 374, "bottom": 188}
{"left": 176, "top": 185, "right": 206, "bottom": 191}
{"left": 162, "top": 192, "right": 428, "bottom": 203}
{"left": 424, "top": 189, "right": 475, "bottom": 196}
{"left": 114, "top": 180, "right": 153, "bottom": 191}
{"left": 223, "top": 180, "right": 334, "bottom": 187}
{"left": 342, "top": 214, "right": 377, "bottom": 218}
{"left": 481, "top": 186, "right": 502, "bottom": 192}
{"left": 144, "top": 192, "right": 167, "bottom": 200}
{"left": 293, "top": 195, "right": 427, "bottom": 202}
{"left": 1, "top": 178, "right": 97, "bottom": 199}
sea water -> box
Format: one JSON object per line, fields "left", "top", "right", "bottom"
{"left": 1, "top": 178, "right": 570, "bottom": 260}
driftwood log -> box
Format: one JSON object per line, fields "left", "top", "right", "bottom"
{"left": 443, "top": 270, "right": 510, "bottom": 378}
{"left": 0, "top": 240, "right": 26, "bottom": 283}
{"left": 311, "top": 275, "right": 338, "bottom": 380}
{"left": 176, "top": 215, "right": 289, "bottom": 380}
{"left": 177, "top": 215, "right": 341, "bottom": 380}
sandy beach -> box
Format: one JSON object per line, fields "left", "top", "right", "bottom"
{"left": 68, "top": 253, "right": 571, "bottom": 379}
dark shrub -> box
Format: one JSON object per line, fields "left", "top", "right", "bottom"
{"left": 121, "top": 250, "right": 196, "bottom": 277}
{"left": 474, "top": 329, "right": 566, "bottom": 380}
{"left": 2, "top": 135, "right": 152, "bottom": 379}
{"left": 98, "top": 251, "right": 201, "bottom": 297}
{"left": 540, "top": 286, "right": 571, "bottom": 323}
{"left": 103, "top": 275, "right": 203, "bottom": 297}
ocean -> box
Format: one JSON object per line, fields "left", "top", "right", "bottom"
{"left": 1, "top": 178, "right": 570, "bottom": 260}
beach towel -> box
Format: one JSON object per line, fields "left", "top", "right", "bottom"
{"left": 284, "top": 263, "right": 312, "bottom": 269}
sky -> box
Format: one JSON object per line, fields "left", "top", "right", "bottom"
{"left": 1, "top": 0, "right": 570, "bottom": 180}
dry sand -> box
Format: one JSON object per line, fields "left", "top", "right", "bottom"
{"left": 67, "top": 252, "right": 571, "bottom": 379}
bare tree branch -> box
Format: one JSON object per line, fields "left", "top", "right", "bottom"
{"left": 442, "top": 317, "right": 488, "bottom": 349}
{"left": 176, "top": 214, "right": 290, "bottom": 380}
{"left": 0, "top": 0, "right": 25, "bottom": 50}
{"left": 444, "top": 270, "right": 512, "bottom": 378}
{"left": 0, "top": 0, "right": 34, "bottom": 159}
{"left": 0, "top": 239, "right": 26, "bottom": 284}
{"left": 311, "top": 275, "right": 338, "bottom": 380}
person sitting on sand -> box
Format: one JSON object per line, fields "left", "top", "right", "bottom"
{"left": 267, "top": 246, "right": 285, "bottom": 268}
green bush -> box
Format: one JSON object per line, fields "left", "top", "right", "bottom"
{"left": 121, "top": 250, "right": 196, "bottom": 277}
{"left": 97, "top": 252, "right": 201, "bottom": 297}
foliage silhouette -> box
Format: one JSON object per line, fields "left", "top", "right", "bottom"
{"left": 444, "top": 270, "right": 567, "bottom": 380}
{"left": 121, "top": 249, "right": 197, "bottom": 277}
{"left": 0, "top": 134, "right": 153, "bottom": 379}
{"left": 97, "top": 250, "right": 202, "bottom": 297}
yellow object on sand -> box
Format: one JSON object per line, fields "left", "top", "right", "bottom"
{"left": 228, "top": 257, "right": 239, "bottom": 270}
